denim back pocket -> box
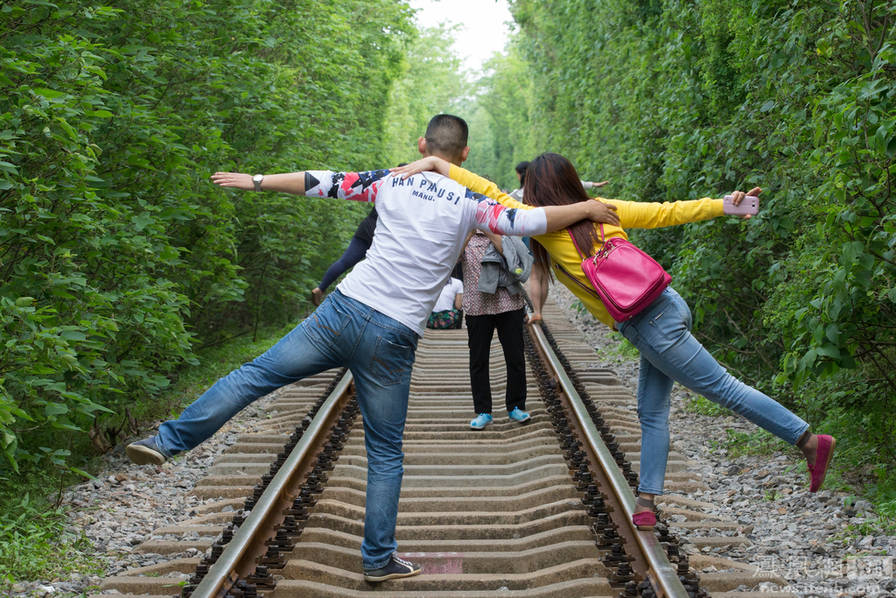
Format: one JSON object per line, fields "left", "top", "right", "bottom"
{"left": 369, "top": 331, "right": 418, "bottom": 387}
{"left": 301, "top": 296, "right": 353, "bottom": 349}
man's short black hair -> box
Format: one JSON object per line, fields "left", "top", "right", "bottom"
{"left": 424, "top": 114, "right": 469, "bottom": 160}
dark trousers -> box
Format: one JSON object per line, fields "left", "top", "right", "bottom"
{"left": 319, "top": 236, "right": 370, "bottom": 291}
{"left": 466, "top": 308, "right": 526, "bottom": 414}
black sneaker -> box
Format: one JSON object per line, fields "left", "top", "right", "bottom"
{"left": 363, "top": 553, "right": 422, "bottom": 582}
{"left": 126, "top": 436, "right": 167, "bottom": 465}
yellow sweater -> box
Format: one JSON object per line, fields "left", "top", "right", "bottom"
{"left": 449, "top": 164, "right": 725, "bottom": 328}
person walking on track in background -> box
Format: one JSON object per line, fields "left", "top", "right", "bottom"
{"left": 426, "top": 275, "right": 463, "bottom": 329}
{"left": 393, "top": 152, "right": 836, "bottom": 533}
{"left": 310, "top": 206, "right": 377, "bottom": 306}
{"left": 510, "top": 160, "right": 608, "bottom": 201}
{"left": 124, "top": 115, "right": 622, "bottom": 582}
{"left": 508, "top": 161, "right": 529, "bottom": 201}
{"left": 462, "top": 228, "right": 533, "bottom": 430}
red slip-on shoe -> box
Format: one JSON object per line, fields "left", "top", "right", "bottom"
{"left": 632, "top": 510, "right": 656, "bottom": 531}
{"left": 808, "top": 434, "right": 836, "bottom": 492}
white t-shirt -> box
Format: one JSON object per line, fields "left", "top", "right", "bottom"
{"left": 432, "top": 277, "right": 463, "bottom": 313}
{"left": 304, "top": 169, "right": 548, "bottom": 335}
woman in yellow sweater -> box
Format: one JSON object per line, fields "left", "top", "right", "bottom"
{"left": 394, "top": 153, "right": 835, "bottom": 531}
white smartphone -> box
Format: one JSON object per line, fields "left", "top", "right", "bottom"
{"left": 723, "top": 194, "right": 759, "bottom": 216}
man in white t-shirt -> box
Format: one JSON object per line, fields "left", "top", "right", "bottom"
{"left": 124, "top": 114, "right": 620, "bottom": 582}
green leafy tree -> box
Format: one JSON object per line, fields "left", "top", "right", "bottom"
{"left": 499, "top": 0, "right": 895, "bottom": 477}
{"left": 466, "top": 42, "right": 538, "bottom": 190}
{"left": 0, "top": 0, "right": 414, "bottom": 473}
{"left": 383, "top": 24, "right": 469, "bottom": 166}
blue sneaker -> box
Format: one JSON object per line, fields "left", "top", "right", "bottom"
{"left": 126, "top": 436, "right": 167, "bottom": 465}
{"left": 363, "top": 553, "right": 422, "bottom": 582}
{"left": 508, "top": 407, "right": 531, "bottom": 423}
{"left": 470, "top": 413, "right": 493, "bottom": 430}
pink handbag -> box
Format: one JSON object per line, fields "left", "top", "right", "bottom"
{"left": 568, "top": 225, "right": 671, "bottom": 322}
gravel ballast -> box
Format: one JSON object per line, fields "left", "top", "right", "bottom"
{"left": 549, "top": 283, "right": 894, "bottom": 598}
{"left": 8, "top": 290, "right": 895, "bottom": 598}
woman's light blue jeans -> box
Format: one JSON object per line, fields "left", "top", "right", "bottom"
{"left": 155, "top": 290, "right": 418, "bottom": 570}
{"left": 616, "top": 287, "right": 808, "bottom": 496}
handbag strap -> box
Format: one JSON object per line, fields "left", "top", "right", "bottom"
{"left": 567, "top": 223, "right": 606, "bottom": 260}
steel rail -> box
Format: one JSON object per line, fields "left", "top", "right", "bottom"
{"left": 528, "top": 322, "right": 689, "bottom": 598}
{"left": 190, "top": 371, "right": 354, "bottom": 598}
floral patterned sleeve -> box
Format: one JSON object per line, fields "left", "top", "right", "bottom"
{"left": 450, "top": 165, "right": 529, "bottom": 210}
{"left": 447, "top": 164, "right": 546, "bottom": 235}
{"left": 304, "top": 169, "right": 391, "bottom": 203}
{"left": 467, "top": 189, "right": 547, "bottom": 236}
{"left": 303, "top": 169, "right": 547, "bottom": 237}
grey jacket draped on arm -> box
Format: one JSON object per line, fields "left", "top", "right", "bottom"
{"left": 478, "top": 235, "right": 533, "bottom": 296}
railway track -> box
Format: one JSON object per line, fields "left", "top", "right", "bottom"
{"left": 97, "top": 298, "right": 794, "bottom": 598}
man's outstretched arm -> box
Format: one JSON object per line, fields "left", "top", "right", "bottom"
{"left": 211, "top": 172, "right": 306, "bottom": 195}
{"left": 393, "top": 157, "right": 620, "bottom": 229}
{"left": 211, "top": 170, "right": 390, "bottom": 203}
{"left": 542, "top": 200, "right": 618, "bottom": 232}
{"left": 472, "top": 192, "right": 621, "bottom": 238}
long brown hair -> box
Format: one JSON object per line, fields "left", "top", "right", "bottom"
{"left": 522, "top": 152, "right": 602, "bottom": 270}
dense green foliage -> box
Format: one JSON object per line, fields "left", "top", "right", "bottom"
{"left": 485, "top": 0, "right": 894, "bottom": 489}
{"left": 466, "top": 43, "right": 538, "bottom": 189}
{"left": 0, "top": 484, "right": 99, "bottom": 587}
{"left": 0, "top": 322, "right": 293, "bottom": 589}
{"left": 0, "top": 0, "right": 414, "bottom": 473}
{"left": 383, "top": 25, "right": 469, "bottom": 165}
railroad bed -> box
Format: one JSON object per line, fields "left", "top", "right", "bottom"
{"left": 96, "top": 298, "right": 794, "bottom": 598}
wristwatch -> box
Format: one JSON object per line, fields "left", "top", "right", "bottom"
{"left": 252, "top": 173, "right": 264, "bottom": 192}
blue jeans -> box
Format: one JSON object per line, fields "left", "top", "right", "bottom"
{"left": 617, "top": 287, "right": 808, "bottom": 495}
{"left": 156, "top": 290, "right": 418, "bottom": 569}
